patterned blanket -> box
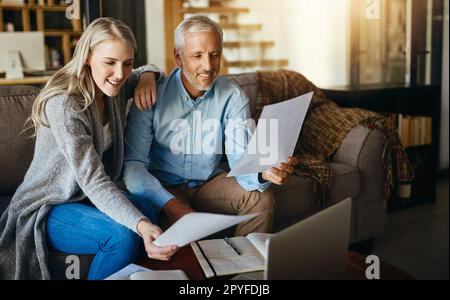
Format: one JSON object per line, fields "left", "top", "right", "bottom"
{"left": 256, "top": 70, "right": 414, "bottom": 206}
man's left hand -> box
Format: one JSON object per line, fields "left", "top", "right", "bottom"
{"left": 261, "top": 156, "right": 299, "bottom": 185}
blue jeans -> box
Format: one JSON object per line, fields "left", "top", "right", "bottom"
{"left": 46, "top": 193, "right": 158, "bottom": 280}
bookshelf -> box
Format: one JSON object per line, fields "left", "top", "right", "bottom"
{"left": 320, "top": 84, "right": 441, "bottom": 212}
{"left": 0, "top": 0, "right": 82, "bottom": 69}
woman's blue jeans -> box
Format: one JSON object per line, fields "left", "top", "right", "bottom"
{"left": 46, "top": 193, "right": 158, "bottom": 280}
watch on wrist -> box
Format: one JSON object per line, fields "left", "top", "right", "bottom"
{"left": 258, "top": 173, "right": 267, "bottom": 183}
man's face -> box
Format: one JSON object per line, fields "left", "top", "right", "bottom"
{"left": 175, "top": 31, "right": 222, "bottom": 98}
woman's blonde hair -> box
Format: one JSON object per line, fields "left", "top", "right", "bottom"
{"left": 28, "top": 17, "right": 136, "bottom": 134}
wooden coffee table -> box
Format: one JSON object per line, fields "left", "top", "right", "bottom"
{"left": 136, "top": 246, "right": 413, "bottom": 280}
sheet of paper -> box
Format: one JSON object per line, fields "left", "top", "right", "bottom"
{"left": 104, "top": 263, "right": 152, "bottom": 280}
{"left": 246, "top": 232, "right": 274, "bottom": 259}
{"left": 228, "top": 92, "right": 313, "bottom": 177}
{"left": 153, "top": 212, "right": 260, "bottom": 247}
{"left": 130, "top": 270, "right": 188, "bottom": 280}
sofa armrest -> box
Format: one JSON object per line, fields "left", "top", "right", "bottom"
{"left": 333, "top": 126, "right": 374, "bottom": 166}
{"left": 332, "top": 125, "right": 387, "bottom": 242}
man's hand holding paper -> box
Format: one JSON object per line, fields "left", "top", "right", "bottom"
{"left": 228, "top": 92, "right": 313, "bottom": 179}
{"left": 261, "top": 156, "right": 299, "bottom": 185}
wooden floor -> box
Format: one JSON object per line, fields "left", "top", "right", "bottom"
{"left": 372, "top": 179, "right": 449, "bottom": 280}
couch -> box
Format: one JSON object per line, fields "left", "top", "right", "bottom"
{"left": 0, "top": 73, "right": 387, "bottom": 279}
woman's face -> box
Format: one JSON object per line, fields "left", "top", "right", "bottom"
{"left": 87, "top": 39, "right": 134, "bottom": 98}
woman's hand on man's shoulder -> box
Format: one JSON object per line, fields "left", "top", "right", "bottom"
{"left": 134, "top": 72, "right": 157, "bottom": 111}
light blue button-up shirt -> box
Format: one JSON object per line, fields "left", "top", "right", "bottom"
{"left": 123, "top": 68, "right": 271, "bottom": 211}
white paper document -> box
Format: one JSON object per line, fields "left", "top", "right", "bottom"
{"left": 105, "top": 263, "right": 152, "bottom": 280}
{"left": 153, "top": 212, "right": 260, "bottom": 247}
{"left": 129, "top": 270, "right": 188, "bottom": 280}
{"left": 105, "top": 263, "right": 188, "bottom": 280}
{"left": 228, "top": 92, "right": 313, "bottom": 177}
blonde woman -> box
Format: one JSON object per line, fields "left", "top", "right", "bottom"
{"left": 0, "top": 17, "right": 178, "bottom": 280}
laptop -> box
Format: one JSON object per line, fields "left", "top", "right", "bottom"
{"left": 233, "top": 197, "right": 352, "bottom": 280}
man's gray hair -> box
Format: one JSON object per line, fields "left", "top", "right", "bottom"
{"left": 174, "top": 15, "right": 223, "bottom": 51}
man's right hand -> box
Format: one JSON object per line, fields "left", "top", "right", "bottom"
{"left": 163, "top": 198, "right": 196, "bottom": 225}
{"left": 137, "top": 219, "right": 178, "bottom": 261}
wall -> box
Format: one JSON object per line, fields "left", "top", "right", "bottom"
{"left": 145, "top": 0, "right": 166, "bottom": 71}
{"left": 236, "top": 0, "right": 351, "bottom": 87}
{"left": 145, "top": 0, "right": 350, "bottom": 86}
{"left": 440, "top": 0, "right": 449, "bottom": 170}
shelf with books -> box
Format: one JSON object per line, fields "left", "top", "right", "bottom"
{"left": 0, "top": 0, "right": 82, "bottom": 70}
{"left": 321, "top": 83, "right": 441, "bottom": 212}
{"left": 397, "top": 114, "right": 433, "bottom": 148}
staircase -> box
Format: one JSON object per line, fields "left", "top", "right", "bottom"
{"left": 164, "top": 0, "right": 288, "bottom": 74}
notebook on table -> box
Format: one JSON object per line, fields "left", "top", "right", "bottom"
{"left": 191, "top": 232, "right": 273, "bottom": 278}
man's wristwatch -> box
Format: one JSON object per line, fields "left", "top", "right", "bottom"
{"left": 258, "top": 173, "right": 268, "bottom": 183}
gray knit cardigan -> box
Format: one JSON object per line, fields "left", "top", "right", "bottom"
{"left": 0, "top": 65, "right": 159, "bottom": 279}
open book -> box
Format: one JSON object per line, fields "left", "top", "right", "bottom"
{"left": 105, "top": 264, "right": 188, "bottom": 280}
{"left": 191, "top": 233, "right": 274, "bottom": 278}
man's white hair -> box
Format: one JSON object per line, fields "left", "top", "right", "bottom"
{"left": 174, "top": 15, "right": 223, "bottom": 52}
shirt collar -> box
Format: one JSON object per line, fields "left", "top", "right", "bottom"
{"left": 175, "top": 68, "right": 215, "bottom": 103}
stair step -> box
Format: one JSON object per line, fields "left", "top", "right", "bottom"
{"left": 223, "top": 41, "right": 275, "bottom": 48}
{"left": 183, "top": 0, "right": 234, "bottom": 7}
{"left": 209, "top": 0, "right": 234, "bottom": 5}
{"left": 226, "top": 59, "right": 289, "bottom": 68}
{"left": 220, "top": 23, "right": 262, "bottom": 30}
{"left": 180, "top": 7, "right": 249, "bottom": 14}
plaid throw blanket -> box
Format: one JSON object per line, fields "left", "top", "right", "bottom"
{"left": 256, "top": 70, "right": 414, "bottom": 206}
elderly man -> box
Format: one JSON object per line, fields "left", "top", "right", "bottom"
{"left": 123, "top": 15, "right": 298, "bottom": 236}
